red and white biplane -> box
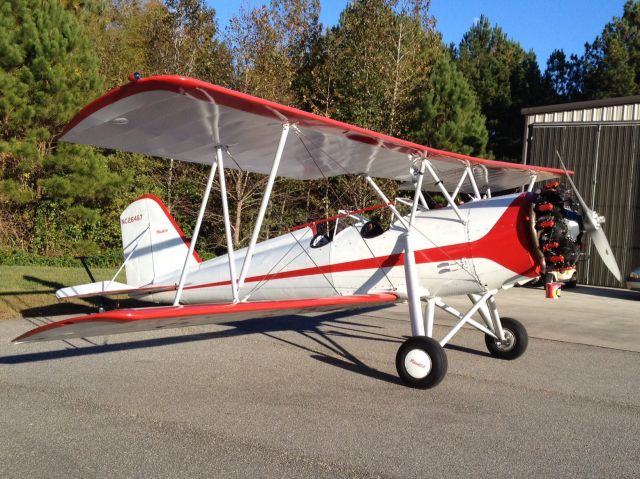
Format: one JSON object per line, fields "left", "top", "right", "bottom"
{"left": 14, "top": 75, "right": 621, "bottom": 388}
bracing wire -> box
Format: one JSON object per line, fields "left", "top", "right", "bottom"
{"left": 295, "top": 127, "right": 483, "bottom": 286}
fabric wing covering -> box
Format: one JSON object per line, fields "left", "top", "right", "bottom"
{"left": 13, "top": 294, "right": 397, "bottom": 343}
{"left": 61, "top": 75, "right": 567, "bottom": 193}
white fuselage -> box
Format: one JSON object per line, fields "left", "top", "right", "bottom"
{"left": 140, "top": 193, "right": 540, "bottom": 304}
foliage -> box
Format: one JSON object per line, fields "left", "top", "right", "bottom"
{"left": 453, "top": 15, "right": 549, "bottom": 160}
{"left": 0, "top": 248, "right": 122, "bottom": 267}
{"left": 582, "top": 0, "right": 640, "bottom": 99}
{"left": 293, "top": 0, "right": 440, "bottom": 216}
{"left": 411, "top": 54, "right": 488, "bottom": 156}
{"left": 91, "top": 0, "right": 232, "bottom": 88}
{"left": 3, "top": 0, "right": 640, "bottom": 264}
{"left": 0, "top": 0, "right": 112, "bottom": 254}
{"left": 544, "top": 49, "right": 584, "bottom": 101}
{"left": 545, "top": 1, "right": 640, "bottom": 101}
{"left": 305, "top": 0, "right": 438, "bottom": 135}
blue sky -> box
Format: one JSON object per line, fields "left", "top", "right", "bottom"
{"left": 211, "top": 0, "right": 628, "bottom": 69}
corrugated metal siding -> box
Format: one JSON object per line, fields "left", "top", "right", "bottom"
{"left": 590, "top": 125, "right": 639, "bottom": 286}
{"left": 529, "top": 102, "right": 640, "bottom": 124}
{"left": 526, "top": 124, "right": 640, "bottom": 288}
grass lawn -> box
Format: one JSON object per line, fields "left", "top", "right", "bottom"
{"left": 0, "top": 264, "right": 126, "bottom": 320}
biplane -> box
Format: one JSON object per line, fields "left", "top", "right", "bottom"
{"left": 13, "top": 75, "right": 622, "bottom": 389}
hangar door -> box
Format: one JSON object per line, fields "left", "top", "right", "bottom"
{"left": 526, "top": 124, "right": 640, "bottom": 287}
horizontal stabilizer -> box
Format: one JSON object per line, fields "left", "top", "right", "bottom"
{"left": 56, "top": 281, "right": 176, "bottom": 299}
{"left": 14, "top": 294, "right": 398, "bottom": 343}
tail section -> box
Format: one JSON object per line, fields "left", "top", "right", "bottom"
{"left": 120, "top": 194, "right": 201, "bottom": 286}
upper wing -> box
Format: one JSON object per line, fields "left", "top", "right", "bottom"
{"left": 61, "top": 75, "right": 568, "bottom": 192}
{"left": 13, "top": 294, "right": 397, "bottom": 343}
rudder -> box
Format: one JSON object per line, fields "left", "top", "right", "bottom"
{"left": 120, "top": 194, "right": 201, "bottom": 286}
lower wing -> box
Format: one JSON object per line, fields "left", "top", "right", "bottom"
{"left": 13, "top": 294, "right": 398, "bottom": 343}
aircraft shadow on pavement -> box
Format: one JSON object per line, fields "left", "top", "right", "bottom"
{"left": 564, "top": 285, "right": 639, "bottom": 301}
{"left": 522, "top": 282, "right": 639, "bottom": 301}
{"left": 2, "top": 307, "right": 412, "bottom": 386}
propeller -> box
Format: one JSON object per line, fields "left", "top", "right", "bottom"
{"left": 555, "top": 151, "right": 622, "bottom": 281}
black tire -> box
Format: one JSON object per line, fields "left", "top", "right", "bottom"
{"left": 396, "top": 336, "right": 448, "bottom": 389}
{"left": 484, "top": 317, "right": 528, "bottom": 360}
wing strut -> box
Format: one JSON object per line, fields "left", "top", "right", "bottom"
{"left": 217, "top": 147, "right": 240, "bottom": 302}
{"left": 364, "top": 176, "right": 409, "bottom": 229}
{"left": 423, "top": 160, "right": 466, "bottom": 224}
{"left": 451, "top": 167, "right": 469, "bottom": 200}
{"left": 174, "top": 155, "right": 218, "bottom": 305}
{"left": 466, "top": 166, "right": 482, "bottom": 200}
{"left": 409, "top": 160, "right": 426, "bottom": 226}
{"left": 237, "top": 123, "right": 290, "bottom": 290}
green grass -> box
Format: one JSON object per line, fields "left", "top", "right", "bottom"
{"left": 0, "top": 265, "right": 127, "bottom": 319}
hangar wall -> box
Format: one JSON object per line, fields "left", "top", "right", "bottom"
{"left": 522, "top": 96, "right": 640, "bottom": 288}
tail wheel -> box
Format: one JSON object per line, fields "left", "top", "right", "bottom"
{"left": 396, "top": 337, "right": 448, "bottom": 389}
{"left": 485, "top": 317, "right": 528, "bottom": 360}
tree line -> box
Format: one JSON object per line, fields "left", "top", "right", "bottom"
{"left": 1, "top": 0, "right": 639, "bottom": 263}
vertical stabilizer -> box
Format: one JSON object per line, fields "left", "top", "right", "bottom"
{"left": 120, "top": 194, "right": 201, "bottom": 286}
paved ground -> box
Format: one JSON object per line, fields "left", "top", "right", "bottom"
{"left": 0, "top": 285, "right": 638, "bottom": 478}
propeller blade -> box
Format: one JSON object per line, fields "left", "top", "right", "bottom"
{"left": 554, "top": 151, "right": 591, "bottom": 215}
{"left": 554, "top": 151, "right": 622, "bottom": 282}
{"left": 590, "top": 227, "right": 622, "bottom": 281}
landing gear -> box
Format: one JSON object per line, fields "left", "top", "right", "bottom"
{"left": 396, "top": 337, "right": 448, "bottom": 389}
{"left": 484, "top": 317, "right": 528, "bottom": 360}
{"left": 564, "top": 272, "right": 578, "bottom": 289}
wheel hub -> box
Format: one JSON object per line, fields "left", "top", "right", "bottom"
{"left": 494, "top": 329, "right": 516, "bottom": 352}
{"left": 404, "top": 349, "right": 432, "bottom": 379}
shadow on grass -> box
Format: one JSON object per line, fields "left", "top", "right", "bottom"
{"left": 3, "top": 307, "right": 404, "bottom": 386}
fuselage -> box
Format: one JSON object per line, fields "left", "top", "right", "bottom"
{"left": 141, "top": 193, "right": 540, "bottom": 304}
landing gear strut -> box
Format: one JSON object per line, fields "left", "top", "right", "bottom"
{"left": 395, "top": 290, "right": 530, "bottom": 388}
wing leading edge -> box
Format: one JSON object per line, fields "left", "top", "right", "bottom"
{"left": 13, "top": 294, "right": 398, "bottom": 343}
{"left": 60, "top": 75, "right": 569, "bottom": 192}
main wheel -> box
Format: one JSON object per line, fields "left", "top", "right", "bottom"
{"left": 396, "top": 337, "right": 448, "bottom": 389}
{"left": 484, "top": 317, "right": 528, "bottom": 360}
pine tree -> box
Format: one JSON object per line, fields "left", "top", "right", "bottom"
{"left": 411, "top": 54, "right": 488, "bottom": 156}
{"left": 544, "top": 49, "right": 584, "bottom": 101}
{"left": 0, "top": 0, "right": 113, "bottom": 254}
{"left": 454, "top": 15, "right": 545, "bottom": 160}
{"left": 582, "top": 0, "right": 640, "bottom": 98}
